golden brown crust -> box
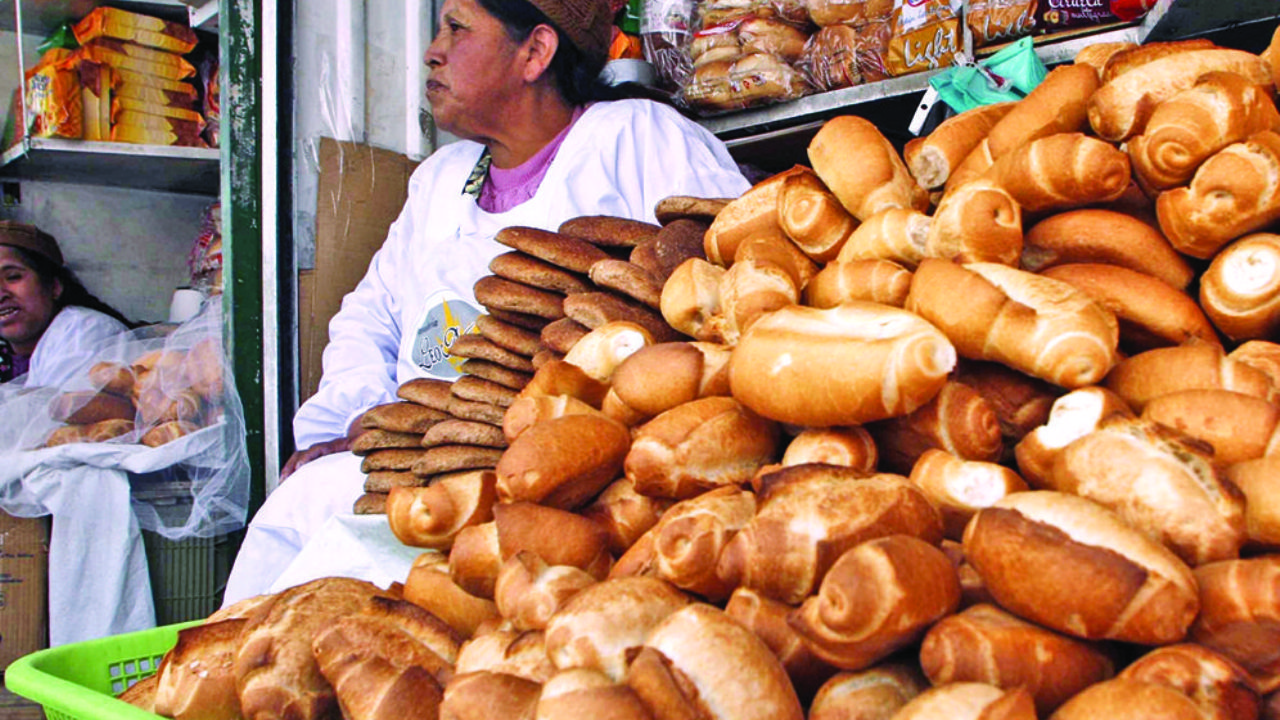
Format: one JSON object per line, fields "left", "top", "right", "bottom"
{"left": 474, "top": 312, "right": 545, "bottom": 357}
{"left": 421, "top": 419, "right": 506, "bottom": 449}
{"left": 359, "top": 449, "right": 430, "bottom": 473}
{"left": 488, "top": 251, "right": 592, "bottom": 295}
{"left": 472, "top": 275, "right": 566, "bottom": 320}
{"left": 496, "top": 413, "right": 631, "bottom": 510}
{"left": 458, "top": 358, "right": 532, "bottom": 391}
{"left": 395, "top": 378, "right": 454, "bottom": 412}
{"left": 563, "top": 291, "right": 686, "bottom": 344}
{"left": 409, "top": 444, "right": 503, "bottom": 478}
{"left": 494, "top": 225, "right": 612, "bottom": 274}
{"left": 559, "top": 215, "right": 662, "bottom": 248}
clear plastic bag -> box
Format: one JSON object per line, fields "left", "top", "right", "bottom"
{"left": 798, "top": 20, "right": 892, "bottom": 90}
{"left": 968, "top": 0, "right": 1036, "bottom": 47}
{"left": 642, "top": 0, "right": 698, "bottom": 92}
{"left": 681, "top": 50, "right": 811, "bottom": 114}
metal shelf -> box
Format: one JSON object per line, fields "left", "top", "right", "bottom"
{"left": 0, "top": 137, "right": 219, "bottom": 195}
{"left": 0, "top": 0, "right": 197, "bottom": 35}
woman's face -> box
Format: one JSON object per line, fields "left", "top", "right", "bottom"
{"left": 424, "top": 0, "right": 527, "bottom": 140}
{"left": 0, "top": 246, "right": 60, "bottom": 356}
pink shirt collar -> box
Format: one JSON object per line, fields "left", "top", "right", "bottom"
{"left": 478, "top": 104, "right": 588, "bottom": 214}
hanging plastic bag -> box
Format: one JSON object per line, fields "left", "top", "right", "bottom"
{"left": 928, "top": 35, "right": 1046, "bottom": 114}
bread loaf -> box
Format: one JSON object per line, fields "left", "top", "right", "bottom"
{"left": 89, "top": 361, "right": 135, "bottom": 397}
{"left": 924, "top": 181, "right": 1023, "bottom": 265}
{"left": 624, "top": 396, "right": 779, "bottom": 500}
{"left": 724, "top": 586, "right": 837, "bottom": 699}
{"left": 962, "top": 491, "right": 1199, "bottom": 644}
{"left": 606, "top": 342, "right": 731, "bottom": 426}
{"left": 788, "top": 535, "right": 960, "bottom": 671}
{"left": 493, "top": 551, "right": 597, "bottom": 632}
{"left": 1099, "top": 39, "right": 1220, "bottom": 84}
{"left": 1157, "top": 130, "right": 1280, "bottom": 259}
{"left": 1073, "top": 41, "right": 1137, "bottom": 78}
{"left": 627, "top": 603, "right": 805, "bottom": 720}
{"left": 1128, "top": 71, "right": 1280, "bottom": 191}
{"left": 50, "top": 390, "right": 134, "bottom": 425}
{"left": 401, "top": 552, "right": 499, "bottom": 638}
{"left": 803, "top": 258, "right": 913, "bottom": 308}
{"left": 495, "top": 413, "right": 630, "bottom": 509}
{"left": 1041, "top": 263, "right": 1220, "bottom": 352}
{"left": 1200, "top": 233, "right": 1280, "bottom": 341}
{"left": 906, "top": 260, "right": 1119, "bottom": 389}
{"left": 979, "top": 63, "right": 1099, "bottom": 160}
{"left": 1021, "top": 209, "right": 1195, "bottom": 291}
{"left": 502, "top": 393, "right": 602, "bottom": 443}
{"left": 1191, "top": 557, "right": 1280, "bottom": 692}
{"left": 1119, "top": 643, "right": 1261, "bottom": 720}
{"left": 703, "top": 167, "right": 799, "bottom": 266}
{"left": 1049, "top": 678, "right": 1210, "bottom": 720}
{"left": 870, "top": 381, "right": 1004, "bottom": 474}
{"left": 453, "top": 628, "right": 556, "bottom": 683}
{"left": 1143, "top": 389, "right": 1278, "bottom": 465}
{"left": 439, "top": 670, "right": 541, "bottom": 719}
{"left": 717, "top": 242, "right": 807, "bottom": 344}
{"left": 580, "top": 478, "right": 674, "bottom": 556}
{"left": 1227, "top": 456, "right": 1280, "bottom": 549}
{"left": 562, "top": 321, "right": 653, "bottom": 383}
{"left": 807, "top": 664, "right": 927, "bottom": 720}
{"left": 919, "top": 603, "right": 1115, "bottom": 714}
{"left": 729, "top": 301, "right": 956, "bottom": 427}
{"left": 909, "top": 102, "right": 1016, "bottom": 190}
{"left": 908, "top": 450, "right": 1029, "bottom": 541}
{"left": 894, "top": 682, "right": 1036, "bottom": 720}
{"left": 1104, "top": 344, "right": 1279, "bottom": 412}
{"left": 781, "top": 427, "right": 878, "bottom": 471}
{"left": 1088, "top": 48, "right": 1273, "bottom": 141}
{"left": 833, "top": 208, "right": 932, "bottom": 269}
{"left": 778, "top": 167, "right": 860, "bottom": 263}
{"left": 544, "top": 576, "right": 691, "bottom": 682}
{"left": 975, "top": 133, "right": 1132, "bottom": 213}
{"left": 717, "top": 465, "right": 944, "bottom": 604}
{"left": 533, "top": 669, "right": 653, "bottom": 720}
{"left": 954, "top": 360, "right": 1060, "bottom": 456}
{"left": 659, "top": 257, "right": 727, "bottom": 343}
{"left": 153, "top": 618, "right": 246, "bottom": 720}
{"left": 386, "top": 468, "right": 495, "bottom": 548}
{"left": 808, "top": 116, "right": 929, "bottom": 221}
{"left": 1229, "top": 341, "right": 1280, "bottom": 389}
{"left": 1014, "top": 386, "right": 1134, "bottom": 488}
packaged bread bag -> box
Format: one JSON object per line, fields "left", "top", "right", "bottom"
{"left": 886, "top": 0, "right": 963, "bottom": 77}
{"left": 968, "top": 0, "right": 1036, "bottom": 47}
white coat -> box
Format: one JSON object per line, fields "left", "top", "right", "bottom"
{"left": 21, "top": 306, "right": 128, "bottom": 388}
{"left": 222, "top": 99, "right": 751, "bottom": 605}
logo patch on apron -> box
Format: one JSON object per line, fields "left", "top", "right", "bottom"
{"left": 410, "top": 294, "right": 481, "bottom": 379}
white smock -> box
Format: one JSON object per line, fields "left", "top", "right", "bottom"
{"left": 0, "top": 306, "right": 157, "bottom": 646}
{"left": 222, "top": 99, "right": 751, "bottom": 605}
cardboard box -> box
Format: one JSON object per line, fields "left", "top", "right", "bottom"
{"left": 0, "top": 512, "right": 48, "bottom": 669}
{"left": 299, "top": 138, "right": 419, "bottom": 402}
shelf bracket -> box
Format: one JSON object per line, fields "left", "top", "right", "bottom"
{"left": 188, "top": 0, "right": 218, "bottom": 30}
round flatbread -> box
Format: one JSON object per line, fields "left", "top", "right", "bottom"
{"left": 489, "top": 251, "right": 592, "bottom": 295}
{"left": 540, "top": 317, "right": 591, "bottom": 355}
{"left": 563, "top": 291, "right": 685, "bottom": 343}
{"left": 631, "top": 218, "right": 710, "bottom": 283}
{"left": 446, "top": 396, "right": 508, "bottom": 426}
{"left": 422, "top": 419, "right": 508, "bottom": 449}
{"left": 487, "top": 308, "right": 553, "bottom": 331}
{"left": 588, "top": 259, "right": 663, "bottom": 309}
{"left": 363, "top": 471, "right": 428, "bottom": 493}
{"left": 494, "top": 226, "right": 611, "bottom": 274}
{"left": 410, "top": 444, "right": 506, "bottom": 478}
{"left": 459, "top": 359, "right": 533, "bottom": 391}
{"left": 396, "top": 379, "right": 455, "bottom": 412}
{"left": 476, "top": 313, "right": 544, "bottom": 357}
{"left": 473, "top": 275, "right": 566, "bottom": 320}
{"left": 532, "top": 349, "right": 563, "bottom": 371}
{"left": 353, "top": 492, "right": 388, "bottom": 515}
{"left": 448, "top": 335, "right": 535, "bottom": 373}
{"left": 559, "top": 215, "right": 662, "bottom": 248}
{"left": 654, "top": 196, "right": 732, "bottom": 225}
{"left": 452, "top": 375, "right": 519, "bottom": 408}
{"left": 351, "top": 429, "right": 427, "bottom": 455}
{"left": 361, "top": 401, "right": 450, "bottom": 434}
{"left": 359, "top": 449, "right": 432, "bottom": 473}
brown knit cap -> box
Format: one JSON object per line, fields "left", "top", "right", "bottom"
{"left": 528, "top": 0, "right": 614, "bottom": 62}
{"left": 0, "top": 221, "right": 62, "bottom": 267}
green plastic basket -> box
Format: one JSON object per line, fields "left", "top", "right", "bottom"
{"left": 4, "top": 621, "right": 200, "bottom": 720}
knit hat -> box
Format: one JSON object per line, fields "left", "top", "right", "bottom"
{"left": 528, "top": 0, "right": 614, "bottom": 62}
{"left": 0, "top": 221, "right": 62, "bottom": 267}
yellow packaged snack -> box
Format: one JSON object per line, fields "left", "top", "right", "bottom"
{"left": 80, "top": 62, "right": 111, "bottom": 141}
{"left": 114, "top": 81, "right": 197, "bottom": 109}
{"left": 111, "top": 97, "right": 204, "bottom": 124}
{"left": 73, "top": 7, "right": 198, "bottom": 54}
{"left": 79, "top": 39, "right": 196, "bottom": 81}
{"left": 112, "top": 67, "right": 198, "bottom": 97}
{"left": 25, "top": 50, "right": 83, "bottom": 139}
{"left": 112, "top": 121, "right": 207, "bottom": 147}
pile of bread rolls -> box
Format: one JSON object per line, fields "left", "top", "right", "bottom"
{"left": 43, "top": 337, "right": 225, "bottom": 448}
{"left": 122, "top": 29, "right": 1280, "bottom": 720}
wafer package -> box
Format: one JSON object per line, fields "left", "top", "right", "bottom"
{"left": 73, "top": 7, "right": 199, "bottom": 54}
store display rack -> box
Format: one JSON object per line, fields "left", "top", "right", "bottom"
{"left": 0, "top": 0, "right": 219, "bottom": 195}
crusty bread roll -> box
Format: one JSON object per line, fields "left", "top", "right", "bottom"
{"left": 789, "top": 535, "right": 960, "bottom": 671}
{"left": 1041, "top": 263, "right": 1220, "bottom": 352}
{"left": 154, "top": 618, "right": 246, "bottom": 720}
{"left": 717, "top": 465, "right": 944, "bottom": 605}
{"left": 729, "top": 301, "right": 956, "bottom": 427}
{"left": 1200, "top": 233, "right": 1280, "bottom": 341}
{"left": 924, "top": 181, "right": 1022, "bottom": 265}
{"left": 894, "top": 682, "right": 1036, "bottom": 720}
{"left": 1073, "top": 41, "right": 1137, "bottom": 78}
{"left": 234, "top": 577, "right": 393, "bottom": 720}
{"left": 919, "top": 603, "right": 1115, "bottom": 714}
{"left": 1099, "top": 39, "right": 1220, "bottom": 84}
{"left": 45, "top": 424, "right": 91, "bottom": 447}
{"left": 1014, "top": 386, "right": 1134, "bottom": 488}
{"left": 778, "top": 166, "right": 860, "bottom": 263}
{"left": 386, "top": 469, "right": 497, "bottom": 550}
{"left": 1157, "top": 130, "right": 1280, "bottom": 259}
{"left": 606, "top": 341, "right": 731, "bottom": 427}
{"left": 402, "top": 551, "right": 499, "bottom": 638}
{"left": 808, "top": 116, "right": 929, "bottom": 221}
{"left": 624, "top": 396, "right": 779, "bottom": 500}
{"left": 544, "top": 576, "right": 691, "bottom": 682}
{"left": 833, "top": 208, "right": 932, "bottom": 269}
{"left": 946, "top": 138, "right": 997, "bottom": 193}
{"left": 493, "top": 552, "right": 597, "bottom": 632}
{"left": 781, "top": 427, "right": 878, "bottom": 472}
{"left": 972, "top": 63, "right": 1098, "bottom": 164}
{"left": 533, "top": 668, "right": 653, "bottom": 720}
{"left": 1119, "top": 643, "right": 1261, "bottom": 720}
{"left": 703, "top": 167, "right": 799, "bottom": 266}
{"left": 142, "top": 420, "right": 199, "bottom": 447}
{"left": 724, "top": 586, "right": 837, "bottom": 699}
{"left": 514, "top": 358, "right": 609, "bottom": 409}
{"left": 909, "top": 102, "right": 1016, "bottom": 190}
{"left": 1143, "top": 389, "right": 1279, "bottom": 465}
{"left": 1128, "top": 71, "right": 1280, "bottom": 191}
{"left": 612, "top": 485, "right": 757, "bottom": 601}
{"left": 808, "top": 663, "right": 928, "bottom": 720}
{"left": 580, "top": 477, "right": 674, "bottom": 556}
{"left": 495, "top": 413, "right": 630, "bottom": 509}
{"left": 1049, "top": 678, "right": 1209, "bottom": 720}
{"left": 1021, "top": 209, "right": 1195, "bottom": 291}
{"left": 502, "top": 393, "right": 602, "bottom": 443}
{"left": 1229, "top": 341, "right": 1280, "bottom": 389}
{"left": 659, "top": 257, "right": 727, "bottom": 343}
{"left": 50, "top": 390, "right": 135, "bottom": 425}
{"left": 954, "top": 360, "right": 1060, "bottom": 457}
{"left": 561, "top": 321, "right": 653, "bottom": 383}
{"left": 453, "top": 628, "right": 556, "bottom": 683}
{"left": 118, "top": 673, "right": 159, "bottom": 713}
{"left": 1227, "top": 456, "right": 1280, "bottom": 549}
{"left": 870, "top": 381, "right": 1003, "bottom": 475}
{"left": 627, "top": 603, "right": 805, "bottom": 720}
{"left": 962, "top": 491, "right": 1199, "bottom": 645}
{"left": 806, "top": 0, "right": 893, "bottom": 26}
{"left": 717, "top": 237, "right": 812, "bottom": 344}
{"left": 449, "top": 503, "right": 611, "bottom": 600}
{"left": 439, "top": 670, "right": 541, "bottom": 720}
{"left": 1088, "top": 48, "right": 1273, "bottom": 141}
{"left": 908, "top": 450, "right": 1029, "bottom": 541}
{"left": 1191, "top": 557, "right": 1280, "bottom": 693}
{"left": 1104, "top": 344, "right": 1279, "bottom": 413}
{"left": 906, "top": 260, "right": 1119, "bottom": 389}
{"left": 975, "top": 132, "right": 1132, "bottom": 213}
{"left": 803, "top": 258, "right": 913, "bottom": 309}
{"left": 89, "top": 361, "right": 136, "bottom": 397}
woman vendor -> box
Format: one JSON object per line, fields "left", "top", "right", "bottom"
{"left": 0, "top": 221, "right": 131, "bottom": 386}
{"left": 222, "top": 0, "right": 751, "bottom": 603}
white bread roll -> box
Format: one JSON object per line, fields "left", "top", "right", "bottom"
{"left": 1118, "top": 643, "right": 1261, "bottom": 720}
{"left": 1200, "top": 233, "right": 1280, "bottom": 341}
{"left": 386, "top": 470, "right": 497, "bottom": 550}
{"left": 808, "top": 116, "right": 929, "bottom": 221}
{"left": 1048, "top": 678, "right": 1208, "bottom": 720}
{"left": 454, "top": 629, "right": 556, "bottom": 683}
{"left": 515, "top": 358, "right": 610, "bottom": 409}
{"left": 954, "top": 361, "right": 1060, "bottom": 454}
{"left": 724, "top": 586, "right": 837, "bottom": 698}
{"left": 1021, "top": 209, "right": 1195, "bottom": 291}
{"left": 659, "top": 257, "right": 726, "bottom": 343}
{"left": 870, "top": 381, "right": 1003, "bottom": 475}
{"left": 717, "top": 243, "right": 805, "bottom": 344}
{"left": 808, "top": 664, "right": 928, "bottom": 720}
{"left": 919, "top": 603, "right": 1115, "bottom": 714}
{"left": 495, "top": 413, "right": 630, "bottom": 510}
{"left": 974, "top": 132, "right": 1131, "bottom": 214}
{"left": 789, "top": 535, "right": 961, "bottom": 671}
{"left": 909, "top": 102, "right": 1016, "bottom": 190}
{"left": 1104, "top": 344, "right": 1279, "bottom": 413}
{"left": 502, "top": 393, "right": 603, "bottom": 443}
{"left": 962, "top": 491, "right": 1199, "bottom": 645}
{"left": 402, "top": 552, "right": 500, "bottom": 638}
{"left": 717, "top": 465, "right": 944, "bottom": 604}
{"left": 1143, "top": 389, "right": 1279, "bottom": 465}
{"left": 1191, "top": 557, "right": 1280, "bottom": 693}
{"left": 891, "top": 682, "right": 1036, "bottom": 720}
{"left": 703, "top": 167, "right": 799, "bottom": 266}
{"left": 606, "top": 341, "right": 731, "bottom": 427}
{"left": 1048, "top": 416, "right": 1247, "bottom": 566}
{"left": 1227, "top": 456, "right": 1280, "bottom": 549}
{"left": 729, "top": 301, "right": 956, "bottom": 427}
{"left": 924, "top": 181, "right": 1022, "bottom": 265}
{"left": 561, "top": 321, "right": 653, "bottom": 383}
{"left": 627, "top": 603, "right": 805, "bottom": 720}
{"left": 906, "top": 260, "right": 1119, "bottom": 389}
{"left": 908, "top": 450, "right": 1029, "bottom": 541}
{"left": 534, "top": 669, "right": 653, "bottom": 720}
{"left": 1229, "top": 341, "right": 1280, "bottom": 389}
{"left": 624, "top": 396, "right": 779, "bottom": 500}
{"left": 579, "top": 478, "right": 674, "bottom": 556}
{"left": 834, "top": 208, "right": 931, "bottom": 269}
{"left": 803, "top": 259, "right": 913, "bottom": 309}
{"left": 778, "top": 166, "right": 860, "bottom": 263}
{"left": 781, "top": 426, "right": 878, "bottom": 471}
{"left": 494, "top": 552, "right": 598, "bottom": 632}
{"left": 1014, "top": 386, "right": 1134, "bottom": 488}
{"left": 439, "top": 671, "right": 541, "bottom": 720}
